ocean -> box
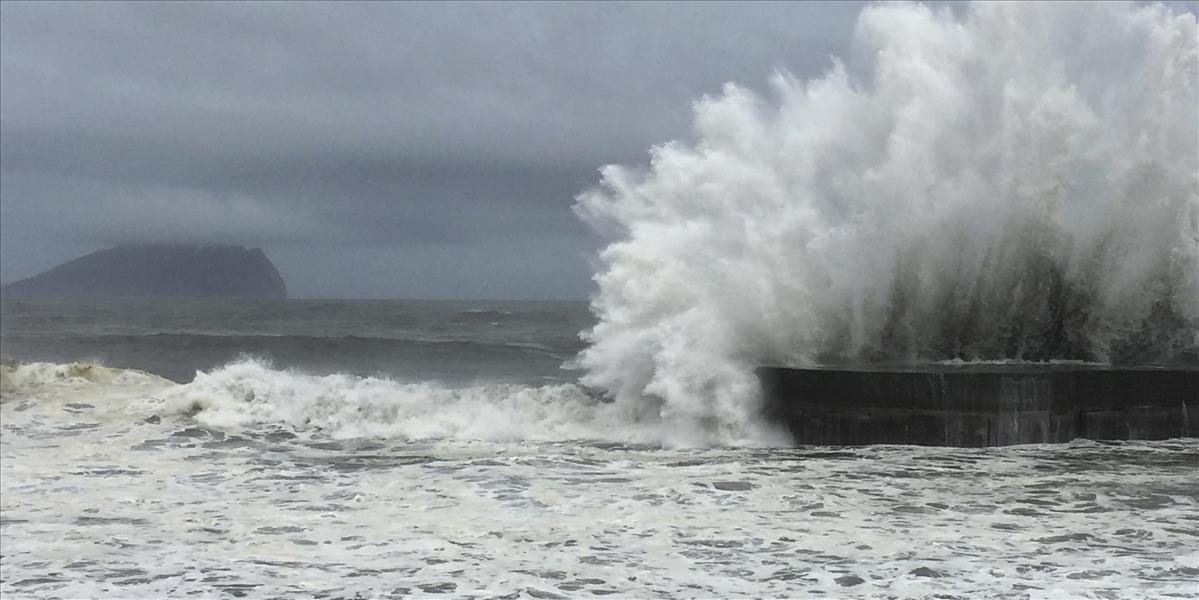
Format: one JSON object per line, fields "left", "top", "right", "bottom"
{"left": 1, "top": 299, "right": 1196, "bottom": 599}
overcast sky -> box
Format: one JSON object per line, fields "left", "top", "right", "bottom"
{"left": 0, "top": 1, "right": 868, "bottom": 299}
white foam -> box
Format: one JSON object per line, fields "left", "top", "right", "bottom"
{"left": 0, "top": 361, "right": 173, "bottom": 410}
{"left": 0, "top": 359, "right": 778, "bottom": 446}
{"left": 160, "top": 359, "right": 686, "bottom": 444}
{"left": 575, "top": 2, "right": 1199, "bottom": 445}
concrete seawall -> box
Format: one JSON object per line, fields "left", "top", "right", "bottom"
{"left": 756, "top": 365, "right": 1199, "bottom": 446}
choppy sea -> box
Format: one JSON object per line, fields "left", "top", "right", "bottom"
{"left": 1, "top": 300, "right": 1196, "bottom": 599}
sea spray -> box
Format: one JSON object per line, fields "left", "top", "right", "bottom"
{"left": 574, "top": 2, "right": 1199, "bottom": 444}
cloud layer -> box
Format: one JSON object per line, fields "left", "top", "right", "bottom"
{"left": 1, "top": 1, "right": 861, "bottom": 298}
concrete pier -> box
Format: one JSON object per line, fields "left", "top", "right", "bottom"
{"left": 756, "top": 365, "right": 1198, "bottom": 446}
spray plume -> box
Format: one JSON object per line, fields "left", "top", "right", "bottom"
{"left": 574, "top": 2, "right": 1199, "bottom": 445}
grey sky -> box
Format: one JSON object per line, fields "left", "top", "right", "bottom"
{"left": 1, "top": 1, "right": 865, "bottom": 299}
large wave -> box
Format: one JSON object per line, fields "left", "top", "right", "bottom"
{"left": 574, "top": 2, "right": 1199, "bottom": 444}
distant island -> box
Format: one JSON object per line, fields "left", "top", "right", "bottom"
{"left": 0, "top": 244, "right": 287, "bottom": 302}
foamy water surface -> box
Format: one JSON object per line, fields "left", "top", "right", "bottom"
{"left": 2, "top": 363, "right": 1196, "bottom": 599}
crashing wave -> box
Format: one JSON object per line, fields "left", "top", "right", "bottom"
{"left": 161, "top": 359, "right": 683, "bottom": 444}
{"left": 574, "top": 2, "right": 1199, "bottom": 444}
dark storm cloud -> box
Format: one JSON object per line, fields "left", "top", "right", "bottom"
{"left": 1, "top": 1, "right": 863, "bottom": 298}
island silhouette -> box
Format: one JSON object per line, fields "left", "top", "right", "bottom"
{"left": 1, "top": 244, "right": 286, "bottom": 302}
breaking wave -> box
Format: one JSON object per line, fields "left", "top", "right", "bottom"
{"left": 2, "top": 360, "right": 705, "bottom": 445}
{"left": 574, "top": 2, "right": 1199, "bottom": 444}
{"left": 160, "top": 359, "right": 668, "bottom": 443}
{"left": 0, "top": 361, "right": 171, "bottom": 399}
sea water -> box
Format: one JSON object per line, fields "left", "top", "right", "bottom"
{"left": 2, "top": 300, "right": 1197, "bottom": 599}
{"left": 4, "top": 2, "right": 1198, "bottom": 597}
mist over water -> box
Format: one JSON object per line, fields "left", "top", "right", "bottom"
{"left": 575, "top": 2, "right": 1199, "bottom": 443}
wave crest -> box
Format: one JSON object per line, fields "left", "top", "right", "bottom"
{"left": 0, "top": 361, "right": 171, "bottom": 399}
{"left": 162, "top": 359, "right": 678, "bottom": 444}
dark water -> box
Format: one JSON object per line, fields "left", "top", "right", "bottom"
{"left": 0, "top": 300, "right": 592, "bottom": 384}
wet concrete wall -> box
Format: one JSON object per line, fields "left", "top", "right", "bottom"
{"left": 756, "top": 366, "right": 1199, "bottom": 446}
